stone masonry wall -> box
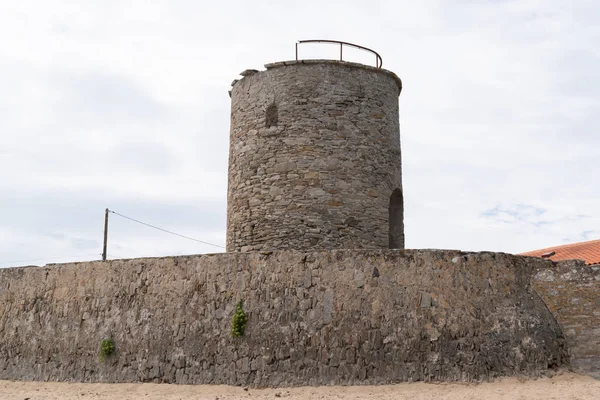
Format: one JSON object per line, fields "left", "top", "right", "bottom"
{"left": 0, "top": 250, "right": 568, "bottom": 386}
{"left": 532, "top": 259, "right": 600, "bottom": 378}
{"left": 226, "top": 60, "right": 404, "bottom": 252}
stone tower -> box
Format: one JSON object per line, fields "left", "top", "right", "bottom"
{"left": 227, "top": 59, "right": 403, "bottom": 252}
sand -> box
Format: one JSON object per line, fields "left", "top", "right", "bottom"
{"left": 1, "top": 373, "right": 599, "bottom": 400}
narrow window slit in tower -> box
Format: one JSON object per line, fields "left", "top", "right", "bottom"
{"left": 266, "top": 103, "right": 278, "bottom": 128}
{"left": 389, "top": 188, "right": 404, "bottom": 249}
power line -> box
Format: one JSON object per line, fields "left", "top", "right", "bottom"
{"left": 108, "top": 209, "right": 225, "bottom": 249}
{"left": 0, "top": 253, "right": 101, "bottom": 266}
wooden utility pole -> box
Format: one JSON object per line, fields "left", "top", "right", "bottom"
{"left": 102, "top": 208, "right": 109, "bottom": 261}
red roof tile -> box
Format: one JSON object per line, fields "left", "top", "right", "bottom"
{"left": 520, "top": 239, "right": 600, "bottom": 265}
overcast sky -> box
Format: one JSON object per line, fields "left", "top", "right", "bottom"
{"left": 1, "top": 0, "right": 598, "bottom": 268}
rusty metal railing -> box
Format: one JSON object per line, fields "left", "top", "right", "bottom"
{"left": 295, "top": 40, "right": 383, "bottom": 68}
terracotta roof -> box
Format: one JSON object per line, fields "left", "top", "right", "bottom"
{"left": 520, "top": 238, "right": 600, "bottom": 265}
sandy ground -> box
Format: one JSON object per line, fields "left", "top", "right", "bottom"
{"left": 1, "top": 373, "right": 599, "bottom": 400}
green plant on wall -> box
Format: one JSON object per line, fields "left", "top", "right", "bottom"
{"left": 231, "top": 300, "right": 248, "bottom": 337}
{"left": 99, "top": 338, "right": 115, "bottom": 362}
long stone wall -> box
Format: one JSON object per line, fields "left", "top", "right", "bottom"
{"left": 532, "top": 259, "right": 600, "bottom": 378}
{"left": 0, "top": 250, "right": 568, "bottom": 386}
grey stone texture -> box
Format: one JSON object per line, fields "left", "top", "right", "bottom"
{"left": 532, "top": 259, "right": 600, "bottom": 378}
{"left": 0, "top": 250, "right": 568, "bottom": 386}
{"left": 226, "top": 60, "right": 404, "bottom": 252}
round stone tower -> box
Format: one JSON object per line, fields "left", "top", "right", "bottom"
{"left": 227, "top": 59, "right": 404, "bottom": 252}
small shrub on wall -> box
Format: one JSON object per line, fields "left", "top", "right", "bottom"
{"left": 99, "top": 338, "right": 115, "bottom": 362}
{"left": 231, "top": 300, "right": 248, "bottom": 337}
